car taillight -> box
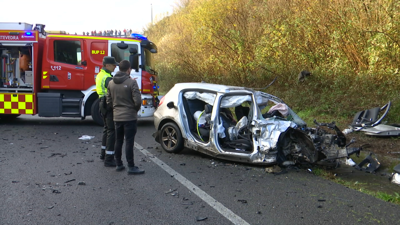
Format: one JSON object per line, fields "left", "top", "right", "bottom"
{"left": 159, "top": 96, "right": 165, "bottom": 106}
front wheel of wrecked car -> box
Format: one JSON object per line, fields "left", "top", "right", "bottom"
{"left": 160, "top": 122, "right": 184, "bottom": 153}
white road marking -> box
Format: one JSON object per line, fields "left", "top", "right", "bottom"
{"left": 135, "top": 142, "right": 250, "bottom": 225}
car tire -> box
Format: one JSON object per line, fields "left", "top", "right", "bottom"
{"left": 91, "top": 98, "right": 104, "bottom": 126}
{"left": 160, "top": 122, "right": 184, "bottom": 153}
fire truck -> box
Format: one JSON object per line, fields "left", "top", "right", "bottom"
{"left": 0, "top": 22, "right": 159, "bottom": 125}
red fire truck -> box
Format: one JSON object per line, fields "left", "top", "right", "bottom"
{"left": 0, "top": 22, "right": 159, "bottom": 125}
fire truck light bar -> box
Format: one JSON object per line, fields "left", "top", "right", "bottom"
{"left": 25, "top": 32, "right": 32, "bottom": 36}
{"left": 130, "top": 33, "right": 148, "bottom": 40}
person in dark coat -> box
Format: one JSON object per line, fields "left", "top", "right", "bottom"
{"left": 106, "top": 60, "right": 144, "bottom": 175}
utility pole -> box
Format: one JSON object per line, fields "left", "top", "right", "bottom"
{"left": 151, "top": 3, "right": 153, "bottom": 25}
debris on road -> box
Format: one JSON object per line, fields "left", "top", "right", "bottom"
{"left": 237, "top": 199, "right": 247, "bottom": 204}
{"left": 65, "top": 179, "right": 76, "bottom": 183}
{"left": 390, "top": 164, "right": 400, "bottom": 185}
{"left": 78, "top": 181, "right": 86, "bottom": 185}
{"left": 165, "top": 188, "right": 177, "bottom": 194}
{"left": 48, "top": 153, "right": 67, "bottom": 158}
{"left": 196, "top": 216, "right": 208, "bottom": 221}
{"left": 345, "top": 158, "right": 356, "bottom": 167}
{"left": 78, "top": 135, "right": 95, "bottom": 140}
{"left": 355, "top": 153, "right": 380, "bottom": 173}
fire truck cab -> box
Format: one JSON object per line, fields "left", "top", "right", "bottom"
{"left": 0, "top": 22, "right": 159, "bottom": 125}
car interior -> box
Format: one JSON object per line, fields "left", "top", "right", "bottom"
{"left": 182, "top": 91, "right": 254, "bottom": 153}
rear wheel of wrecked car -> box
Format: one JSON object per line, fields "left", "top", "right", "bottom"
{"left": 160, "top": 122, "right": 184, "bottom": 153}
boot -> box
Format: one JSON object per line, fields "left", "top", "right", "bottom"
{"left": 104, "top": 154, "right": 116, "bottom": 167}
{"left": 100, "top": 147, "right": 105, "bottom": 160}
{"left": 128, "top": 166, "right": 145, "bottom": 175}
{"left": 116, "top": 164, "right": 125, "bottom": 171}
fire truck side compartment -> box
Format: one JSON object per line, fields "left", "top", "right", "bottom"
{"left": 37, "top": 92, "right": 62, "bottom": 117}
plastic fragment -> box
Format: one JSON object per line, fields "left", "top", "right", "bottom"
{"left": 196, "top": 216, "right": 208, "bottom": 221}
{"left": 355, "top": 153, "right": 380, "bottom": 173}
{"left": 390, "top": 173, "right": 400, "bottom": 185}
{"left": 345, "top": 158, "right": 356, "bottom": 167}
{"left": 78, "top": 135, "right": 95, "bottom": 140}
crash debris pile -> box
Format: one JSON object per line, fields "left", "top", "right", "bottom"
{"left": 343, "top": 101, "right": 400, "bottom": 136}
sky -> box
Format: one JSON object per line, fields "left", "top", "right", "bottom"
{"left": 1, "top": 0, "right": 178, "bottom": 34}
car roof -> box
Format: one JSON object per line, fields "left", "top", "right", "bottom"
{"left": 173, "top": 82, "right": 250, "bottom": 93}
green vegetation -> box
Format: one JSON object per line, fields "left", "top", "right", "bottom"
{"left": 146, "top": 0, "right": 400, "bottom": 124}
{"left": 312, "top": 167, "right": 400, "bottom": 205}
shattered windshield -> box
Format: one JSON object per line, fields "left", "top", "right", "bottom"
{"left": 255, "top": 91, "right": 307, "bottom": 127}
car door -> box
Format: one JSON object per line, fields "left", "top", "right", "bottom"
{"left": 44, "top": 37, "right": 86, "bottom": 90}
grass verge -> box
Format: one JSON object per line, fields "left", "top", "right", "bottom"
{"left": 312, "top": 167, "right": 400, "bottom": 205}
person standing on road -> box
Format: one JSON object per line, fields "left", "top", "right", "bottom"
{"left": 95, "top": 56, "right": 118, "bottom": 167}
{"left": 106, "top": 60, "right": 144, "bottom": 175}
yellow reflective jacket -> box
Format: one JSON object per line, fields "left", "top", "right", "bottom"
{"left": 95, "top": 68, "right": 112, "bottom": 97}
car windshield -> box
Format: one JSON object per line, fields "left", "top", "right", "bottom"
{"left": 255, "top": 91, "right": 307, "bottom": 127}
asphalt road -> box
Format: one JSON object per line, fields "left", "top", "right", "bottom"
{"left": 1, "top": 115, "right": 400, "bottom": 225}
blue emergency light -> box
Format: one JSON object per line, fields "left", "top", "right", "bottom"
{"left": 130, "top": 33, "right": 148, "bottom": 40}
{"left": 25, "top": 32, "right": 32, "bottom": 36}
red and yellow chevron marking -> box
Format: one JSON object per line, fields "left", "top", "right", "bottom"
{"left": 0, "top": 93, "right": 34, "bottom": 115}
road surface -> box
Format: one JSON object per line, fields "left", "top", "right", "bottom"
{"left": 1, "top": 116, "right": 399, "bottom": 224}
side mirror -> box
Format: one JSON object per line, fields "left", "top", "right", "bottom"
{"left": 117, "top": 41, "right": 128, "bottom": 50}
{"left": 167, "top": 102, "right": 175, "bottom": 109}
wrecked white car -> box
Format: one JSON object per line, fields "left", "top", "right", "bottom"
{"left": 153, "top": 83, "right": 361, "bottom": 166}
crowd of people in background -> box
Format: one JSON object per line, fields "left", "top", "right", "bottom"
{"left": 79, "top": 29, "right": 133, "bottom": 37}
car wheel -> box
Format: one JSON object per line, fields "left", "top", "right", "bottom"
{"left": 160, "top": 122, "right": 184, "bottom": 153}
{"left": 91, "top": 98, "right": 104, "bottom": 126}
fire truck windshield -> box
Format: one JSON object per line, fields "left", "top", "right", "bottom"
{"left": 111, "top": 43, "right": 138, "bottom": 62}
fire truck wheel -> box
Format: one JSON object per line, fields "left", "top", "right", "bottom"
{"left": 91, "top": 99, "right": 104, "bottom": 126}
{"left": 0, "top": 114, "right": 20, "bottom": 121}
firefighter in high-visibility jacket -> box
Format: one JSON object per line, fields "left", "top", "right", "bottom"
{"left": 96, "top": 56, "right": 118, "bottom": 167}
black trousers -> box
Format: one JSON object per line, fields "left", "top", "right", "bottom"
{"left": 114, "top": 120, "right": 137, "bottom": 167}
{"left": 100, "top": 98, "right": 115, "bottom": 154}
